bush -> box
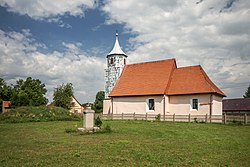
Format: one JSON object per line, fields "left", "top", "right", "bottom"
{"left": 0, "top": 106, "right": 81, "bottom": 123}
{"left": 155, "top": 114, "right": 161, "bottom": 121}
{"left": 94, "top": 116, "right": 102, "bottom": 127}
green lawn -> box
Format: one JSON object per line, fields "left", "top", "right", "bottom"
{"left": 0, "top": 121, "right": 250, "bottom": 166}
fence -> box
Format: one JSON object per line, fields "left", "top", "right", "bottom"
{"left": 95, "top": 113, "right": 249, "bottom": 125}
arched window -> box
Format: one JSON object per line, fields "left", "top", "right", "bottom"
{"left": 124, "top": 58, "right": 126, "bottom": 65}
{"left": 110, "top": 57, "right": 114, "bottom": 64}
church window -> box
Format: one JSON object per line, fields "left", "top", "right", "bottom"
{"left": 124, "top": 59, "right": 126, "bottom": 65}
{"left": 191, "top": 99, "right": 198, "bottom": 110}
{"left": 148, "top": 99, "right": 155, "bottom": 110}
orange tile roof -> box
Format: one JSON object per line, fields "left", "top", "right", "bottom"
{"left": 109, "top": 59, "right": 177, "bottom": 96}
{"left": 2, "top": 101, "right": 11, "bottom": 108}
{"left": 166, "top": 65, "right": 225, "bottom": 96}
{"left": 109, "top": 59, "right": 225, "bottom": 97}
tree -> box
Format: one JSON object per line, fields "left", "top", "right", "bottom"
{"left": 92, "top": 91, "right": 105, "bottom": 113}
{"left": 11, "top": 77, "right": 48, "bottom": 107}
{"left": 53, "top": 83, "right": 74, "bottom": 110}
{"left": 243, "top": 84, "right": 250, "bottom": 98}
{"left": 0, "top": 78, "right": 13, "bottom": 112}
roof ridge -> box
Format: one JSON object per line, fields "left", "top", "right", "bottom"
{"left": 127, "top": 58, "right": 176, "bottom": 66}
{"left": 176, "top": 65, "right": 200, "bottom": 69}
{"left": 199, "top": 66, "right": 218, "bottom": 94}
{"left": 71, "top": 96, "right": 82, "bottom": 106}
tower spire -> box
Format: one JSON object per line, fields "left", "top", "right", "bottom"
{"left": 107, "top": 31, "right": 126, "bottom": 57}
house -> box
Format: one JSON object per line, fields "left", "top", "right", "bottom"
{"left": 223, "top": 98, "right": 250, "bottom": 114}
{"left": 47, "top": 96, "right": 83, "bottom": 113}
{"left": 70, "top": 96, "right": 83, "bottom": 114}
{"left": 103, "top": 33, "right": 225, "bottom": 116}
{"left": 2, "top": 101, "right": 11, "bottom": 113}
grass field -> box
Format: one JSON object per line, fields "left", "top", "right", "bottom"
{"left": 0, "top": 120, "right": 250, "bottom": 166}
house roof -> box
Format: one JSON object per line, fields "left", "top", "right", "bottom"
{"left": 223, "top": 98, "right": 250, "bottom": 111}
{"left": 109, "top": 59, "right": 225, "bottom": 97}
{"left": 109, "top": 59, "right": 177, "bottom": 96}
{"left": 2, "top": 101, "right": 10, "bottom": 108}
{"left": 167, "top": 65, "right": 226, "bottom": 96}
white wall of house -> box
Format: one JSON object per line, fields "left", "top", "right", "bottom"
{"left": 103, "top": 99, "right": 111, "bottom": 114}
{"left": 168, "top": 94, "right": 223, "bottom": 115}
{"left": 70, "top": 97, "right": 82, "bottom": 113}
{"left": 106, "top": 94, "right": 223, "bottom": 116}
{"left": 212, "top": 95, "right": 223, "bottom": 115}
{"left": 112, "top": 95, "right": 164, "bottom": 114}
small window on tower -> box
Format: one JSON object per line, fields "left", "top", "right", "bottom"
{"left": 124, "top": 59, "right": 126, "bottom": 65}
{"left": 110, "top": 58, "right": 114, "bottom": 64}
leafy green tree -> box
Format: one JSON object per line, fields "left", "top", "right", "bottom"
{"left": 92, "top": 91, "right": 105, "bottom": 113}
{"left": 243, "top": 84, "right": 250, "bottom": 98}
{"left": 53, "top": 83, "right": 74, "bottom": 110}
{"left": 0, "top": 78, "right": 13, "bottom": 112}
{"left": 11, "top": 77, "right": 48, "bottom": 107}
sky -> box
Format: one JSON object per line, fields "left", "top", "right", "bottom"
{"left": 0, "top": 0, "right": 249, "bottom": 103}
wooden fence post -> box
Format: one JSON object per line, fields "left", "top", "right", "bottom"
{"left": 173, "top": 114, "right": 175, "bottom": 122}
{"left": 188, "top": 114, "right": 191, "bottom": 123}
{"left": 223, "top": 113, "right": 226, "bottom": 124}
{"left": 244, "top": 113, "right": 247, "bottom": 125}
{"left": 122, "top": 113, "right": 123, "bottom": 120}
{"left": 146, "top": 113, "right": 148, "bottom": 121}
{"left": 205, "top": 114, "right": 208, "bottom": 123}
{"left": 133, "top": 112, "right": 135, "bottom": 120}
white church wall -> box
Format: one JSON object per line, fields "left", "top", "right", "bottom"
{"left": 169, "top": 94, "right": 222, "bottom": 115}
{"left": 212, "top": 95, "right": 223, "bottom": 115}
{"left": 112, "top": 95, "right": 164, "bottom": 114}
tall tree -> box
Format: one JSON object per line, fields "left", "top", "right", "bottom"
{"left": 243, "top": 84, "right": 250, "bottom": 98}
{"left": 53, "top": 83, "right": 74, "bottom": 110}
{"left": 0, "top": 78, "right": 13, "bottom": 112}
{"left": 92, "top": 91, "right": 105, "bottom": 113}
{"left": 11, "top": 77, "right": 48, "bottom": 107}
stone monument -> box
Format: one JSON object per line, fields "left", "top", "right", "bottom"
{"left": 78, "top": 106, "right": 99, "bottom": 132}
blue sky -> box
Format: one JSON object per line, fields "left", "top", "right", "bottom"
{"left": 0, "top": 0, "right": 250, "bottom": 103}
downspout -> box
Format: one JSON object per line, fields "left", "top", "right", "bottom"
{"left": 111, "top": 97, "right": 114, "bottom": 115}
{"left": 163, "top": 95, "right": 166, "bottom": 121}
{"left": 209, "top": 94, "right": 212, "bottom": 122}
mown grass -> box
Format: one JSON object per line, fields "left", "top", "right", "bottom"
{"left": 0, "top": 120, "right": 250, "bottom": 166}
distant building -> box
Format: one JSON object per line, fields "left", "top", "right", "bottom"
{"left": 2, "top": 101, "right": 11, "bottom": 113}
{"left": 103, "top": 33, "right": 225, "bottom": 116}
{"left": 223, "top": 98, "right": 250, "bottom": 114}
{"left": 47, "top": 96, "right": 83, "bottom": 113}
{"left": 70, "top": 96, "right": 83, "bottom": 114}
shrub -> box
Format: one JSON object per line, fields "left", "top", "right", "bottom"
{"left": 94, "top": 116, "right": 102, "bottom": 127}
{"left": 0, "top": 106, "right": 81, "bottom": 123}
{"left": 155, "top": 114, "right": 161, "bottom": 121}
{"left": 65, "top": 128, "right": 77, "bottom": 133}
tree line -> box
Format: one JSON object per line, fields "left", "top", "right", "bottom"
{"left": 0, "top": 77, "right": 104, "bottom": 113}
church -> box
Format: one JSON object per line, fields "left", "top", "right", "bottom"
{"left": 103, "top": 33, "right": 226, "bottom": 116}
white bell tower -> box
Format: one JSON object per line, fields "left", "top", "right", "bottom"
{"left": 105, "top": 32, "right": 127, "bottom": 98}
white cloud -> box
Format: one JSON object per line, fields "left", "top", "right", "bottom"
{"left": 0, "top": 29, "right": 105, "bottom": 103}
{"left": 0, "top": 0, "right": 97, "bottom": 22}
{"left": 102, "top": 0, "right": 250, "bottom": 98}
